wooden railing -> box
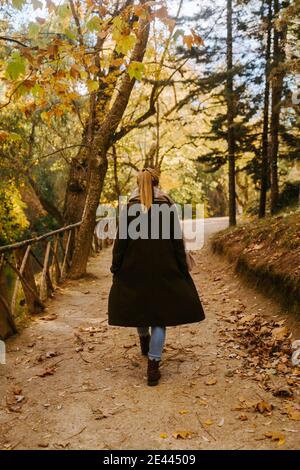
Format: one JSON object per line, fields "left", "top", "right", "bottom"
{"left": 0, "top": 220, "right": 113, "bottom": 340}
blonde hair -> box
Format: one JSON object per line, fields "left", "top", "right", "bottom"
{"left": 137, "top": 167, "right": 160, "bottom": 211}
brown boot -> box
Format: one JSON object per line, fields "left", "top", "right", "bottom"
{"left": 139, "top": 334, "right": 150, "bottom": 356}
{"left": 147, "top": 358, "right": 161, "bottom": 386}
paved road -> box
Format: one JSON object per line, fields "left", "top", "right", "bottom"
{"left": 96, "top": 216, "right": 229, "bottom": 251}
{"left": 182, "top": 217, "right": 229, "bottom": 250}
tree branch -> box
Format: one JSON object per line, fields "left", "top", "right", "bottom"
{"left": 0, "top": 36, "right": 28, "bottom": 47}
{"left": 95, "top": 0, "right": 151, "bottom": 151}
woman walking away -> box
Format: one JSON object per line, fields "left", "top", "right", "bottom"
{"left": 108, "top": 168, "right": 205, "bottom": 386}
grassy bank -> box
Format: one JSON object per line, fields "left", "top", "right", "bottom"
{"left": 211, "top": 213, "right": 300, "bottom": 312}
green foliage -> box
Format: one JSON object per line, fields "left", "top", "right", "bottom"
{"left": 0, "top": 184, "right": 29, "bottom": 245}
{"left": 116, "top": 34, "right": 136, "bottom": 55}
{"left": 86, "top": 16, "right": 102, "bottom": 32}
{"left": 12, "top": 0, "right": 26, "bottom": 10}
{"left": 6, "top": 51, "right": 27, "bottom": 80}
{"left": 127, "top": 61, "right": 144, "bottom": 81}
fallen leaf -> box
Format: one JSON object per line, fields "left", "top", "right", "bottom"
{"left": 38, "top": 366, "right": 56, "bottom": 377}
{"left": 272, "top": 387, "right": 293, "bottom": 398}
{"left": 265, "top": 431, "right": 285, "bottom": 446}
{"left": 217, "top": 418, "right": 225, "bottom": 427}
{"left": 172, "top": 431, "right": 192, "bottom": 439}
{"left": 198, "top": 399, "right": 208, "bottom": 406}
{"left": 232, "top": 401, "right": 255, "bottom": 411}
{"left": 53, "top": 442, "right": 69, "bottom": 449}
{"left": 205, "top": 377, "right": 217, "bottom": 386}
{"left": 92, "top": 409, "right": 109, "bottom": 420}
{"left": 37, "top": 442, "right": 49, "bottom": 448}
{"left": 239, "top": 414, "right": 248, "bottom": 421}
{"left": 277, "top": 363, "right": 289, "bottom": 373}
{"left": 204, "top": 419, "right": 213, "bottom": 426}
{"left": 272, "top": 326, "right": 289, "bottom": 341}
{"left": 179, "top": 410, "right": 189, "bottom": 415}
{"left": 285, "top": 405, "right": 300, "bottom": 421}
{"left": 238, "top": 314, "right": 257, "bottom": 324}
{"left": 15, "top": 395, "right": 25, "bottom": 403}
{"left": 160, "top": 433, "right": 168, "bottom": 439}
{"left": 287, "top": 378, "right": 295, "bottom": 386}
{"left": 254, "top": 401, "right": 273, "bottom": 414}
{"left": 46, "top": 351, "right": 58, "bottom": 358}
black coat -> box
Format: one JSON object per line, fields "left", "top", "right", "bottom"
{"left": 108, "top": 201, "right": 205, "bottom": 327}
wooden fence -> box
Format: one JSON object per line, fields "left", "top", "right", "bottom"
{"left": 0, "top": 220, "right": 113, "bottom": 340}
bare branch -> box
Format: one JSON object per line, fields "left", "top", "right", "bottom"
{"left": 0, "top": 36, "right": 28, "bottom": 47}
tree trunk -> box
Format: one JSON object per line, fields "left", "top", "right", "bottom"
{"left": 0, "top": 265, "right": 17, "bottom": 339}
{"left": 270, "top": 0, "right": 286, "bottom": 214}
{"left": 63, "top": 135, "right": 90, "bottom": 226}
{"left": 226, "top": 0, "right": 236, "bottom": 226}
{"left": 68, "top": 7, "right": 150, "bottom": 279}
{"left": 15, "top": 247, "right": 44, "bottom": 314}
{"left": 259, "top": 0, "right": 272, "bottom": 218}
{"left": 68, "top": 151, "right": 108, "bottom": 279}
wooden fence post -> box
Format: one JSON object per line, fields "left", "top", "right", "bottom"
{"left": 12, "top": 245, "right": 31, "bottom": 315}
{"left": 50, "top": 235, "right": 62, "bottom": 284}
{"left": 40, "top": 241, "right": 53, "bottom": 302}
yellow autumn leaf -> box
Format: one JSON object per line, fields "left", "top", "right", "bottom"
{"left": 204, "top": 419, "right": 213, "bottom": 426}
{"left": 265, "top": 431, "right": 285, "bottom": 447}
{"left": 285, "top": 405, "right": 300, "bottom": 421}
{"left": 179, "top": 410, "right": 189, "bottom": 415}
{"left": 87, "top": 80, "right": 99, "bottom": 93}
{"left": 160, "top": 433, "right": 168, "bottom": 439}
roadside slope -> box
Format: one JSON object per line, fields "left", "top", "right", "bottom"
{"left": 211, "top": 213, "right": 300, "bottom": 311}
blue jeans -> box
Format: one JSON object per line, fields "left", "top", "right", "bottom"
{"left": 137, "top": 326, "right": 166, "bottom": 361}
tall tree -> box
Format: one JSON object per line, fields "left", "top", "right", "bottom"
{"left": 259, "top": 0, "right": 272, "bottom": 218}
{"left": 68, "top": 6, "right": 151, "bottom": 278}
{"left": 226, "top": 0, "right": 237, "bottom": 225}
{"left": 270, "top": 0, "right": 287, "bottom": 214}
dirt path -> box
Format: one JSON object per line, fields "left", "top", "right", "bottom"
{"left": 0, "top": 244, "right": 299, "bottom": 450}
